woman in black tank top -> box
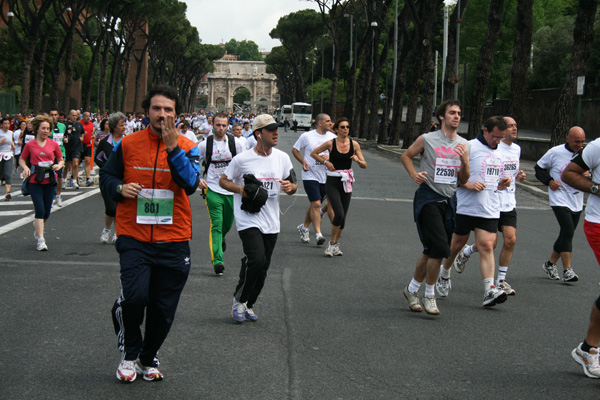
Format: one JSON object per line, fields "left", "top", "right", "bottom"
{"left": 310, "top": 117, "right": 367, "bottom": 257}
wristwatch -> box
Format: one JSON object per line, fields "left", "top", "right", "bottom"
{"left": 591, "top": 183, "right": 599, "bottom": 195}
{"left": 116, "top": 184, "right": 123, "bottom": 194}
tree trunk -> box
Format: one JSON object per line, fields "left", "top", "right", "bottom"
{"left": 550, "top": 0, "right": 597, "bottom": 146}
{"left": 366, "top": 28, "right": 383, "bottom": 141}
{"left": 329, "top": 36, "right": 341, "bottom": 120}
{"left": 20, "top": 44, "right": 36, "bottom": 113}
{"left": 82, "top": 31, "right": 106, "bottom": 112}
{"left": 466, "top": 0, "right": 505, "bottom": 139}
{"left": 62, "top": 32, "right": 74, "bottom": 111}
{"left": 507, "top": 0, "right": 533, "bottom": 123}
{"left": 389, "top": 24, "right": 415, "bottom": 145}
{"left": 133, "top": 40, "right": 150, "bottom": 113}
{"left": 121, "top": 42, "right": 134, "bottom": 112}
{"left": 418, "top": 0, "right": 440, "bottom": 136}
{"left": 402, "top": 59, "right": 422, "bottom": 149}
{"left": 32, "top": 32, "right": 51, "bottom": 115}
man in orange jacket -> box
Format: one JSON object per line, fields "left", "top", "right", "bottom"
{"left": 100, "top": 85, "right": 204, "bottom": 383}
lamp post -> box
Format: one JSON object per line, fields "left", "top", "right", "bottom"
{"left": 441, "top": 0, "right": 458, "bottom": 101}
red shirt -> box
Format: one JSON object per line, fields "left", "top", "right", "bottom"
{"left": 21, "top": 139, "right": 63, "bottom": 184}
{"left": 79, "top": 120, "right": 94, "bottom": 147}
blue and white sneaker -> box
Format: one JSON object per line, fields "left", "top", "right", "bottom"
{"left": 232, "top": 298, "right": 245, "bottom": 323}
{"left": 244, "top": 307, "right": 258, "bottom": 322}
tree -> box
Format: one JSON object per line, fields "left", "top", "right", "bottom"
{"left": 467, "top": 0, "right": 505, "bottom": 139}
{"left": 224, "top": 39, "right": 262, "bottom": 61}
{"left": 270, "top": 9, "right": 326, "bottom": 103}
{"left": 551, "top": 0, "right": 598, "bottom": 146}
{"left": 506, "top": 0, "right": 533, "bottom": 124}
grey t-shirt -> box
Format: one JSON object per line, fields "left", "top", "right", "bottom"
{"left": 420, "top": 130, "right": 470, "bottom": 198}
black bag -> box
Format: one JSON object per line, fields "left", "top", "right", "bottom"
{"left": 21, "top": 178, "right": 29, "bottom": 196}
{"left": 241, "top": 174, "right": 268, "bottom": 214}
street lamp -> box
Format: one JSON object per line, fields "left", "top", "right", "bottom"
{"left": 7, "top": 11, "right": 14, "bottom": 17}
{"left": 441, "top": 0, "right": 458, "bottom": 101}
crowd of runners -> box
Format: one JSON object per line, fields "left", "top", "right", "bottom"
{"left": 2, "top": 87, "right": 600, "bottom": 382}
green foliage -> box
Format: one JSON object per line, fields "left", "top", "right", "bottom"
{"left": 307, "top": 78, "right": 346, "bottom": 102}
{"left": 224, "top": 39, "right": 262, "bottom": 61}
{"left": 233, "top": 87, "right": 251, "bottom": 105}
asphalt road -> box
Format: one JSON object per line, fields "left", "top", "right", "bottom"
{"left": 1, "top": 129, "right": 598, "bottom": 399}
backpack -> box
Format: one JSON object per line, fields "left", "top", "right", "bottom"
{"left": 202, "top": 133, "right": 237, "bottom": 176}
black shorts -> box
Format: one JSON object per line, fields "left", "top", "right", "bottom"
{"left": 455, "top": 214, "right": 499, "bottom": 235}
{"left": 303, "top": 180, "right": 326, "bottom": 203}
{"left": 498, "top": 209, "right": 517, "bottom": 229}
{"left": 65, "top": 147, "right": 82, "bottom": 162}
{"left": 83, "top": 146, "right": 92, "bottom": 158}
{"left": 418, "top": 201, "right": 452, "bottom": 259}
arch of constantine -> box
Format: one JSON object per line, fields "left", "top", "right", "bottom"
{"left": 201, "top": 60, "right": 278, "bottom": 114}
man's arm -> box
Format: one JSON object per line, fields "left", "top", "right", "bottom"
{"left": 562, "top": 153, "right": 594, "bottom": 193}
{"left": 219, "top": 174, "right": 245, "bottom": 197}
{"left": 400, "top": 135, "right": 427, "bottom": 185}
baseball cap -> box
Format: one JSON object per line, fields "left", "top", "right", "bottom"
{"left": 252, "top": 114, "right": 278, "bottom": 132}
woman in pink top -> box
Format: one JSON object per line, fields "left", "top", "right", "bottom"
{"left": 19, "top": 115, "right": 64, "bottom": 251}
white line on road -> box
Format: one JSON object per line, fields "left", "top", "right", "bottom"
{"left": 0, "top": 210, "right": 33, "bottom": 216}
{"left": 0, "top": 188, "right": 100, "bottom": 236}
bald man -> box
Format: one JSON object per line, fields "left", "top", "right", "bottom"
{"left": 535, "top": 126, "right": 587, "bottom": 282}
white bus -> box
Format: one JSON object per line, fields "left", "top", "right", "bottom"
{"left": 291, "top": 102, "right": 312, "bottom": 130}
{"left": 280, "top": 105, "right": 292, "bottom": 125}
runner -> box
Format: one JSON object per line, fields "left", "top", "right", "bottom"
{"left": 442, "top": 116, "right": 511, "bottom": 307}
{"left": 293, "top": 113, "right": 336, "bottom": 245}
{"left": 219, "top": 114, "right": 297, "bottom": 323}
{"left": 49, "top": 109, "right": 66, "bottom": 207}
{"left": 535, "top": 126, "right": 586, "bottom": 282}
{"left": 450, "top": 116, "right": 526, "bottom": 295}
{"left": 399, "top": 100, "right": 469, "bottom": 315}
{"left": 0, "top": 117, "right": 14, "bottom": 201}
{"left": 562, "top": 137, "right": 600, "bottom": 378}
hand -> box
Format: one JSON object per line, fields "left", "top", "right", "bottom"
{"left": 412, "top": 171, "right": 428, "bottom": 185}
{"left": 325, "top": 160, "right": 335, "bottom": 171}
{"left": 516, "top": 170, "right": 526, "bottom": 182}
{"left": 198, "top": 179, "right": 208, "bottom": 190}
{"left": 498, "top": 177, "right": 511, "bottom": 191}
{"left": 302, "top": 161, "right": 310, "bottom": 171}
{"left": 583, "top": 171, "right": 591, "bottom": 179}
{"left": 280, "top": 180, "right": 295, "bottom": 194}
{"left": 455, "top": 143, "right": 468, "bottom": 163}
{"left": 350, "top": 155, "right": 360, "bottom": 163}
{"left": 22, "top": 166, "right": 30, "bottom": 178}
{"left": 549, "top": 180, "right": 562, "bottom": 191}
{"left": 161, "top": 115, "right": 179, "bottom": 151}
{"left": 467, "top": 181, "right": 486, "bottom": 192}
{"left": 122, "top": 182, "right": 144, "bottom": 199}
{"left": 51, "top": 164, "right": 62, "bottom": 171}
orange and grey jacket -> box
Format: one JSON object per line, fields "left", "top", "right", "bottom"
{"left": 99, "top": 127, "right": 201, "bottom": 243}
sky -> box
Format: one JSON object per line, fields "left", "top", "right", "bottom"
{"left": 182, "top": 0, "right": 321, "bottom": 51}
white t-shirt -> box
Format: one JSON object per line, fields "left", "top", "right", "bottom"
{"left": 497, "top": 140, "right": 521, "bottom": 212}
{"left": 235, "top": 136, "right": 248, "bottom": 150}
{"left": 198, "top": 136, "right": 245, "bottom": 195}
{"left": 12, "top": 129, "right": 22, "bottom": 155}
{"left": 242, "top": 128, "right": 252, "bottom": 138}
{"left": 224, "top": 148, "right": 294, "bottom": 234}
{"left": 246, "top": 135, "right": 257, "bottom": 150}
{"left": 537, "top": 144, "right": 584, "bottom": 212}
{"left": 456, "top": 137, "right": 503, "bottom": 219}
{"left": 581, "top": 139, "right": 600, "bottom": 223}
{"left": 0, "top": 129, "right": 13, "bottom": 155}
{"left": 180, "top": 130, "right": 199, "bottom": 144}
{"left": 292, "top": 129, "right": 337, "bottom": 183}
{"left": 199, "top": 122, "right": 213, "bottom": 140}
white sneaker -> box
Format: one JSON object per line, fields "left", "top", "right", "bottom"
{"left": 297, "top": 224, "right": 309, "bottom": 243}
{"left": 116, "top": 359, "right": 137, "bottom": 382}
{"left": 482, "top": 286, "right": 507, "bottom": 307}
{"left": 325, "top": 241, "right": 334, "bottom": 257}
{"left": 453, "top": 244, "right": 471, "bottom": 273}
{"left": 572, "top": 343, "right": 600, "bottom": 378}
{"left": 100, "top": 228, "right": 111, "bottom": 243}
{"left": 422, "top": 295, "right": 440, "bottom": 315}
{"left": 36, "top": 238, "right": 48, "bottom": 251}
{"left": 112, "top": 233, "right": 118, "bottom": 243}
{"left": 403, "top": 286, "right": 423, "bottom": 312}
{"left": 315, "top": 233, "right": 325, "bottom": 246}
{"left": 332, "top": 242, "right": 343, "bottom": 256}
{"left": 435, "top": 277, "right": 452, "bottom": 297}
{"left": 135, "top": 359, "right": 163, "bottom": 381}
{"left": 55, "top": 196, "right": 62, "bottom": 207}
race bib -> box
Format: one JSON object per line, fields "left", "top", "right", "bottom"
{"left": 484, "top": 156, "right": 502, "bottom": 188}
{"left": 136, "top": 189, "right": 174, "bottom": 224}
{"left": 53, "top": 132, "right": 64, "bottom": 145}
{"left": 434, "top": 158, "right": 460, "bottom": 184}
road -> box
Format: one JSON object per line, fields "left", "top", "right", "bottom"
{"left": 1, "top": 129, "right": 598, "bottom": 399}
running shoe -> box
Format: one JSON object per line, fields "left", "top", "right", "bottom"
{"left": 453, "top": 245, "right": 471, "bottom": 273}
{"left": 100, "top": 228, "right": 111, "bottom": 243}
{"left": 572, "top": 343, "right": 600, "bottom": 378}
{"left": 325, "top": 241, "right": 334, "bottom": 257}
{"left": 403, "top": 286, "right": 423, "bottom": 312}
{"left": 55, "top": 195, "right": 62, "bottom": 207}
{"left": 135, "top": 358, "right": 163, "bottom": 381}
{"left": 214, "top": 263, "right": 225, "bottom": 276}
{"left": 542, "top": 262, "right": 560, "bottom": 280}
{"left": 435, "top": 277, "right": 452, "bottom": 297}
{"left": 297, "top": 224, "right": 309, "bottom": 243}
{"left": 62, "top": 178, "right": 67, "bottom": 186}
{"left": 116, "top": 359, "right": 137, "bottom": 383}
{"left": 36, "top": 238, "right": 48, "bottom": 251}
{"left": 332, "top": 243, "right": 343, "bottom": 256}
{"left": 232, "top": 298, "right": 245, "bottom": 323}
{"left": 422, "top": 295, "right": 440, "bottom": 315}
{"left": 498, "top": 280, "right": 515, "bottom": 295}
{"left": 244, "top": 306, "right": 258, "bottom": 322}
{"left": 315, "top": 233, "right": 325, "bottom": 246}
{"left": 4, "top": 193, "right": 11, "bottom": 201}
{"left": 483, "top": 286, "right": 507, "bottom": 307}
{"left": 86, "top": 178, "right": 93, "bottom": 186}
{"left": 112, "top": 233, "right": 117, "bottom": 243}
{"left": 563, "top": 268, "right": 579, "bottom": 282}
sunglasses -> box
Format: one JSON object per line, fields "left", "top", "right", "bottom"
{"left": 338, "top": 125, "right": 350, "bottom": 129}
